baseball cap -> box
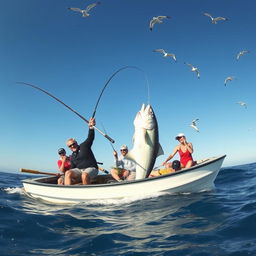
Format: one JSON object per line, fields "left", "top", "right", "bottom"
{"left": 175, "top": 133, "right": 185, "bottom": 140}
{"left": 120, "top": 145, "right": 128, "bottom": 150}
{"left": 172, "top": 160, "right": 181, "bottom": 171}
{"left": 58, "top": 148, "right": 66, "bottom": 155}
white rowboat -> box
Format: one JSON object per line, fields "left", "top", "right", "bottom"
{"left": 22, "top": 155, "right": 226, "bottom": 204}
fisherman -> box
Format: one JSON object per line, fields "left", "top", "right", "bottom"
{"left": 64, "top": 117, "right": 99, "bottom": 185}
{"left": 110, "top": 145, "right": 136, "bottom": 182}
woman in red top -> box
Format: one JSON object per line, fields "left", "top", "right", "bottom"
{"left": 57, "top": 148, "right": 71, "bottom": 185}
{"left": 162, "top": 133, "right": 195, "bottom": 169}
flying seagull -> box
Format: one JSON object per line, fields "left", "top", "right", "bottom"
{"left": 236, "top": 50, "right": 250, "bottom": 60}
{"left": 68, "top": 2, "right": 101, "bottom": 17}
{"left": 153, "top": 49, "right": 177, "bottom": 62}
{"left": 224, "top": 76, "right": 235, "bottom": 86}
{"left": 149, "top": 16, "right": 171, "bottom": 31}
{"left": 190, "top": 119, "right": 200, "bottom": 132}
{"left": 184, "top": 62, "right": 200, "bottom": 79}
{"left": 203, "top": 13, "right": 228, "bottom": 24}
{"left": 237, "top": 101, "right": 247, "bottom": 108}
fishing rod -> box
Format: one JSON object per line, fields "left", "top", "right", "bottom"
{"left": 91, "top": 65, "right": 150, "bottom": 118}
{"left": 101, "top": 123, "right": 116, "bottom": 152}
{"left": 16, "top": 81, "right": 115, "bottom": 143}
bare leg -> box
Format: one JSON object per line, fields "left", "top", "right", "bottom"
{"left": 81, "top": 172, "right": 90, "bottom": 185}
{"left": 185, "top": 160, "right": 193, "bottom": 168}
{"left": 57, "top": 177, "right": 64, "bottom": 185}
{"left": 64, "top": 170, "right": 80, "bottom": 185}
{"left": 111, "top": 169, "right": 122, "bottom": 181}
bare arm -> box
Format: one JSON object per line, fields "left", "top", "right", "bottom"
{"left": 184, "top": 141, "right": 193, "bottom": 154}
{"left": 58, "top": 156, "right": 67, "bottom": 173}
{"left": 162, "top": 146, "right": 179, "bottom": 165}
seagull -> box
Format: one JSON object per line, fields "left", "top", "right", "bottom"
{"left": 149, "top": 16, "right": 171, "bottom": 31}
{"left": 68, "top": 2, "right": 101, "bottom": 17}
{"left": 203, "top": 13, "right": 228, "bottom": 24}
{"left": 236, "top": 50, "right": 250, "bottom": 60}
{"left": 184, "top": 62, "right": 200, "bottom": 79}
{"left": 190, "top": 119, "right": 200, "bottom": 132}
{"left": 224, "top": 76, "right": 235, "bottom": 86}
{"left": 153, "top": 49, "right": 177, "bottom": 62}
{"left": 237, "top": 101, "right": 247, "bottom": 108}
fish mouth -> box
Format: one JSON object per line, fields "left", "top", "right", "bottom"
{"left": 134, "top": 104, "right": 156, "bottom": 130}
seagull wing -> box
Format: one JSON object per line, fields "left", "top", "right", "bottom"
{"left": 86, "top": 2, "right": 100, "bottom": 12}
{"left": 153, "top": 49, "right": 165, "bottom": 54}
{"left": 190, "top": 124, "right": 199, "bottom": 132}
{"left": 185, "top": 62, "right": 193, "bottom": 68}
{"left": 192, "top": 118, "right": 199, "bottom": 124}
{"left": 149, "top": 18, "right": 157, "bottom": 30}
{"left": 215, "top": 16, "right": 227, "bottom": 21}
{"left": 157, "top": 15, "right": 171, "bottom": 20}
{"left": 167, "top": 53, "right": 177, "bottom": 61}
{"left": 204, "top": 13, "right": 213, "bottom": 19}
{"left": 68, "top": 7, "right": 83, "bottom": 13}
{"left": 195, "top": 69, "right": 200, "bottom": 78}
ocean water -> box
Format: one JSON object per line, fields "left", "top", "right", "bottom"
{"left": 1, "top": 163, "right": 256, "bottom": 256}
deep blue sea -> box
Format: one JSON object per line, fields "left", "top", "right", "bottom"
{"left": 1, "top": 163, "right": 256, "bottom": 256}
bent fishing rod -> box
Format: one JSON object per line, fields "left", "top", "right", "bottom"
{"left": 16, "top": 81, "right": 115, "bottom": 143}
{"left": 91, "top": 65, "right": 150, "bottom": 118}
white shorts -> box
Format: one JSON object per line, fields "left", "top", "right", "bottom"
{"left": 127, "top": 171, "right": 136, "bottom": 181}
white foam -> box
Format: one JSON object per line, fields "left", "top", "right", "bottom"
{"left": 80, "top": 191, "right": 169, "bottom": 206}
{"left": 3, "top": 187, "right": 24, "bottom": 194}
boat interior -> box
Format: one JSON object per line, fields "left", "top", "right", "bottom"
{"left": 27, "top": 157, "right": 214, "bottom": 186}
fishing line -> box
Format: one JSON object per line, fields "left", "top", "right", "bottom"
{"left": 101, "top": 122, "right": 116, "bottom": 152}
{"left": 91, "top": 65, "right": 151, "bottom": 118}
{"left": 16, "top": 81, "right": 115, "bottom": 143}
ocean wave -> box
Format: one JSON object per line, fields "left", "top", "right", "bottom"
{"left": 2, "top": 187, "right": 24, "bottom": 194}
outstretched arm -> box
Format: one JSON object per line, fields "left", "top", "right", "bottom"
{"left": 162, "top": 146, "right": 179, "bottom": 166}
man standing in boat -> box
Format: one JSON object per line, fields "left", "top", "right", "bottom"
{"left": 65, "top": 117, "right": 99, "bottom": 185}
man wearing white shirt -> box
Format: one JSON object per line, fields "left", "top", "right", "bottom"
{"left": 110, "top": 145, "right": 136, "bottom": 182}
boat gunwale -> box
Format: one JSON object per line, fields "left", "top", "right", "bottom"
{"left": 22, "top": 155, "right": 226, "bottom": 188}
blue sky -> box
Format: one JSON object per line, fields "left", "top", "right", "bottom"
{"left": 0, "top": 0, "right": 255, "bottom": 172}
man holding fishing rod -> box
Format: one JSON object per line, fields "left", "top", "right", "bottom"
{"left": 64, "top": 117, "right": 99, "bottom": 185}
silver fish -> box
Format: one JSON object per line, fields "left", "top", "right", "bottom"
{"left": 126, "top": 104, "right": 164, "bottom": 179}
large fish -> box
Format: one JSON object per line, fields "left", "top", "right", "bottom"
{"left": 125, "top": 104, "right": 164, "bottom": 179}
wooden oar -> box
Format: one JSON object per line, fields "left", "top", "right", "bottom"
{"left": 20, "top": 168, "right": 58, "bottom": 176}
{"left": 21, "top": 167, "right": 109, "bottom": 175}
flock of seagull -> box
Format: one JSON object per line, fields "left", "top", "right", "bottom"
{"left": 148, "top": 14, "right": 250, "bottom": 133}
{"left": 67, "top": 2, "right": 250, "bottom": 134}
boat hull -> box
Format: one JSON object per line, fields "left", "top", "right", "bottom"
{"left": 22, "top": 155, "right": 226, "bottom": 204}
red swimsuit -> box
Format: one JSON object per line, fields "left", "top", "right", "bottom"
{"left": 178, "top": 148, "right": 193, "bottom": 167}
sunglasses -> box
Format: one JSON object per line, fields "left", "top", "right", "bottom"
{"left": 68, "top": 142, "right": 77, "bottom": 148}
{"left": 120, "top": 149, "right": 127, "bottom": 152}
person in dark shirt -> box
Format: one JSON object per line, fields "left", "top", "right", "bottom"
{"left": 64, "top": 117, "right": 98, "bottom": 185}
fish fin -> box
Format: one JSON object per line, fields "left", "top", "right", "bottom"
{"left": 157, "top": 143, "right": 164, "bottom": 157}
{"left": 125, "top": 150, "right": 136, "bottom": 162}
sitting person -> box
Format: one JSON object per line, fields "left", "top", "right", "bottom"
{"left": 162, "top": 133, "right": 195, "bottom": 169}
{"left": 57, "top": 148, "right": 71, "bottom": 185}
{"left": 149, "top": 160, "right": 181, "bottom": 177}
{"left": 110, "top": 145, "right": 136, "bottom": 182}
{"left": 64, "top": 117, "right": 99, "bottom": 185}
